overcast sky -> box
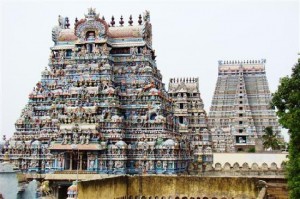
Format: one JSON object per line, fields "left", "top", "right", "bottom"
{"left": 0, "top": 0, "right": 299, "bottom": 141}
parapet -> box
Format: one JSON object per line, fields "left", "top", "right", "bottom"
{"left": 218, "top": 59, "right": 266, "bottom": 72}
{"left": 169, "top": 77, "right": 199, "bottom": 84}
{"left": 168, "top": 77, "right": 199, "bottom": 93}
{"left": 218, "top": 59, "right": 266, "bottom": 65}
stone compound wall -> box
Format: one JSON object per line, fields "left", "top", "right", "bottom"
{"left": 213, "top": 153, "right": 288, "bottom": 167}
{"left": 206, "top": 153, "right": 287, "bottom": 177}
{"left": 78, "top": 176, "right": 258, "bottom": 199}
{"left": 78, "top": 176, "right": 128, "bottom": 199}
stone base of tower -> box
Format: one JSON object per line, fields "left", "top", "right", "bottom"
{"left": 235, "top": 145, "right": 255, "bottom": 152}
{"left": 255, "top": 138, "right": 264, "bottom": 152}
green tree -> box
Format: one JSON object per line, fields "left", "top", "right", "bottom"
{"left": 262, "top": 126, "right": 282, "bottom": 150}
{"left": 271, "top": 62, "right": 300, "bottom": 198}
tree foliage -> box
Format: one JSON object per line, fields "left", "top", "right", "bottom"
{"left": 262, "top": 126, "right": 282, "bottom": 150}
{"left": 271, "top": 62, "right": 300, "bottom": 198}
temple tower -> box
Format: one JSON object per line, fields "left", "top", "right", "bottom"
{"left": 168, "top": 77, "right": 212, "bottom": 170}
{"left": 208, "top": 60, "right": 281, "bottom": 152}
{"left": 5, "top": 8, "right": 189, "bottom": 175}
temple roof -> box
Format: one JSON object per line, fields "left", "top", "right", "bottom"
{"left": 57, "top": 29, "right": 78, "bottom": 42}
{"left": 54, "top": 25, "right": 145, "bottom": 43}
{"left": 52, "top": 8, "right": 152, "bottom": 47}
{"left": 108, "top": 26, "right": 143, "bottom": 38}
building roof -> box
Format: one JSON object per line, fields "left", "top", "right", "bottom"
{"left": 108, "top": 26, "right": 143, "bottom": 38}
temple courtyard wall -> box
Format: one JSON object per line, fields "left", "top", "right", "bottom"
{"left": 213, "top": 153, "right": 288, "bottom": 167}
{"left": 77, "top": 153, "right": 288, "bottom": 199}
{"left": 78, "top": 175, "right": 261, "bottom": 199}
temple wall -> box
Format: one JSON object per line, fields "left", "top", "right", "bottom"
{"left": 78, "top": 176, "right": 258, "bottom": 199}
{"left": 78, "top": 176, "right": 127, "bottom": 199}
{"left": 213, "top": 153, "right": 288, "bottom": 167}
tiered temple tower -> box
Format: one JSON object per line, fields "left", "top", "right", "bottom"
{"left": 2, "top": 8, "right": 191, "bottom": 174}
{"left": 168, "top": 78, "right": 212, "bottom": 170}
{"left": 208, "top": 60, "right": 281, "bottom": 152}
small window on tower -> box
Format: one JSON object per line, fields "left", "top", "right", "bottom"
{"left": 239, "top": 107, "right": 243, "bottom": 110}
{"left": 88, "top": 44, "right": 93, "bottom": 53}
{"left": 86, "top": 31, "right": 96, "bottom": 41}
{"left": 239, "top": 113, "right": 243, "bottom": 117}
{"left": 66, "top": 50, "right": 72, "bottom": 57}
{"left": 179, "top": 116, "right": 183, "bottom": 124}
{"left": 239, "top": 121, "right": 243, "bottom": 125}
{"left": 180, "top": 103, "right": 183, "bottom": 109}
{"left": 239, "top": 129, "right": 243, "bottom": 133}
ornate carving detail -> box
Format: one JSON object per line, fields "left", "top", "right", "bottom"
{"left": 143, "top": 10, "right": 150, "bottom": 22}
{"left": 85, "top": 7, "right": 100, "bottom": 20}
{"left": 75, "top": 20, "right": 107, "bottom": 39}
{"left": 74, "top": 8, "right": 108, "bottom": 40}
{"left": 143, "top": 21, "right": 152, "bottom": 47}
{"left": 52, "top": 26, "right": 62, "bottom": 43}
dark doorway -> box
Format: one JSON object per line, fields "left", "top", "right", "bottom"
{"left": 58, "top": 185, "right": 68, "bottom": 199}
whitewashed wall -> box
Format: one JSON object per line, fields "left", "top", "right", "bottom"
{"left": 213, "top": 152, "right": 288, "bottom": 167}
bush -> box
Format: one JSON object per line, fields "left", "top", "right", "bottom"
{"left": 247, "top": 147, "right": 255, "bottom": 153}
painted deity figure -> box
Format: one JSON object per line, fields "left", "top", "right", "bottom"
{"left": 142, "top": 46, "right": 148, "bottom": 55}
{"left": 80, "top": 134, "right": 85, "bottom": 144}
{"left": 73, "top": 129, "right": 79, "bottom": 144}
{"left": 86, "top": 134, "right": 90, "bottom": 144}
{"left": 108, "top": 160, "right": 113, "bottom": 170}
{"left": 149, "top": 161, "right": 154, "bottom": 170}
{"left": 115, "top": 161, "right": 123, "bottom": 169}
{"left": 79, "top": 45, "right": 87, "bottom": 56}
{"left": 58, "top": 15, "right": 65, "bottom": 28}
{"left": 73, "top": 135, "right": 78, "bottom": 144}
{"left": 94, "top": 45, "right": 101, "bottom": 55}
{"left": 22, "top": 160, "right": 27, "bottom": 170}
{"left": 130, "top": 47, "right": 138, "bottom": 59}
{"left": 58, "top": 157, "right": 62, "bottom": 168}
{"left": 89, "top": 155, "right": 95, "bottom": 169}
{"left": 67, "top": 135, "right": 72, "bottom": 144}
{"left": 101, "top": 43, "right": 110, "bottom": 56}
{"left": 99, "top": 160, "right": 104, "bottom": 170}
{"left": 62, "top": 133, "right": 68, "bottom": 145}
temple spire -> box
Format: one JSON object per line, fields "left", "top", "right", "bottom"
{"left": 128, "top": 15, "right": 133, "bottom": 26}
{"left": 138, "top": 14, "right": 142, "bottom": 25}
{"left": 119, "top": 15, "right": 124, "bottom": 26}
{"left": 110, "top": 15, "right": 115, "bottom": 27}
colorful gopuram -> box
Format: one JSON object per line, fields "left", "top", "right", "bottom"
{"left": 208, "top": 60, "right": 281, "bottom": 152}
{"left": 168, "top": 78, "right": 212, "bottom": 170}
{"left": 1, "top": 8, "right": 192, "bottom": 175}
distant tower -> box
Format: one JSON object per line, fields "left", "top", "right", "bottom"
{"left": 208, "top": 60, "right": 281, "bottom": 152}
{"left": 168, "top": 77, "right": 213, "bottom": 169}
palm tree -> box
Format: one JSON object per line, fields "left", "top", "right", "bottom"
{"left": 262, "top": 126, "right": 282, "bottom": 151}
